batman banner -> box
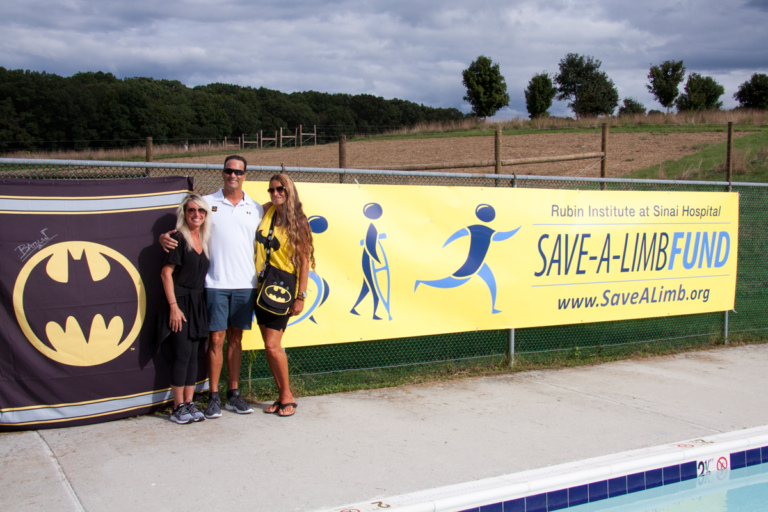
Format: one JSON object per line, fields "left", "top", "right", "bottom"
{"left": 0, "top": 177, "right": 202, "bottom": 431}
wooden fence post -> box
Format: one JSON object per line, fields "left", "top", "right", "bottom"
{"left": 495, "top": 127, "right": 502, "bottom": 175}
{"left": 600, "top": 123, "right": 609, "bottom": 190}
{"left": 726, "top": 121, "right": 733, "bottom": 191}
{"left": 145, "top": 137, "right": 153, "bottom": 162}
{"left": 299, "top": 125, "right": 303, "bottom": 147}
{"left": 494, "top": 127, "right": 502, "bottom": 187}
{"left": 339, "top": 135, "right": 347, "bottom": 171}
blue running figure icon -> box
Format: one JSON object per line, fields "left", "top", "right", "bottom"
{"left": 415, "top": 204, "right": 520, "bottom": 314}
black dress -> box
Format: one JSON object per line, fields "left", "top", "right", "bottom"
{"left": 156, "top": 232, "right": 210, "bottom": 344}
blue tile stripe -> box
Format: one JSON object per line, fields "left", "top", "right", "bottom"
{"left": 458, "top": 444, "right": 768, "bottom": 512}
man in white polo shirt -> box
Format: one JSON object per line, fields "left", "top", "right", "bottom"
{"left": 161, "top": 155, "right": 263, "bottom": 418}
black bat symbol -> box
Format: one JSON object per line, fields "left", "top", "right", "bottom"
{"left": 256, "top": 230, "right": 281, "bottom": 252}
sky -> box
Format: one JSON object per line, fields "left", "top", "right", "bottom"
{"left": 3, "top": 0, "right": 768, "bottom": 118}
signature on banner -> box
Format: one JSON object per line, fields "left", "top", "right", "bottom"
{"left": 15, "top": 228, "right": 58, "bottom": 262}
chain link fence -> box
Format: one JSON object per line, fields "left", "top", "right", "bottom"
{"left": 2, "top": 158, "right": 767, "bottom": 391}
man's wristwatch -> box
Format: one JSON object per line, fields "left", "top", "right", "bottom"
{"left": 297, "top": 291, "right": 308, "bottom": 300}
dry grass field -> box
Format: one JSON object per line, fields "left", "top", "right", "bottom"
{"left": 169, "top": 131, "right": 748, "bottom": 178}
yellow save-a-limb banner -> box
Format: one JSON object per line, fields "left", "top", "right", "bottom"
{"left": 242, "top": 182, "right": 738, "bottom": 349}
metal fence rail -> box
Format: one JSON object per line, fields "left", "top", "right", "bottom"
{"left": 3, "top": 158, "right": 767, "bottom": 387}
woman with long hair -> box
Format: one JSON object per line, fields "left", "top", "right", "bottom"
{"left": 255, "top": 173, "right": 315, "bottom": 417}
{"left": 159, "top": 193, "right": 212, "bottom": 424}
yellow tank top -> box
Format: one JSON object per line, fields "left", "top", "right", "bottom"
{"left": 255, "top": 206, "right": 297, "bottom": 276}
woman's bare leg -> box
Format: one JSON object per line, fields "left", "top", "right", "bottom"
{"left": 261, "top": 325, "right": 296, "bottom": 415}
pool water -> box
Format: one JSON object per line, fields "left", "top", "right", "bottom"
{"left": 567, "top": 463, "right": 768, "bottom": 512}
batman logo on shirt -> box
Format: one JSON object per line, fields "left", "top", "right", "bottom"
{"left": 256, "top": 229, "right": 281, "bottom": 252}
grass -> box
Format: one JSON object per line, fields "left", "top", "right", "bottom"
{"left": 3, "top": 141, "right": 242, "bottom": 162}
{"left": 629, "top": 130, "right": 768, "bottom": 181}
{"left": 373, "top": 109, "right": 768, "bottom": 140}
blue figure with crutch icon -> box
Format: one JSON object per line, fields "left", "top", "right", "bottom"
{"left": 350, "top": 202, "right": 392, "bottom": 320}
{"left": 415, "top": 204, "right": 520, "bottom": 314}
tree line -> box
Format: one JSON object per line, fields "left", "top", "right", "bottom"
{"left": 0, "top": 67, "right": 465, "bottom": 151}
{"left": 462, "top": 55, "right": 768, "bottom": 119}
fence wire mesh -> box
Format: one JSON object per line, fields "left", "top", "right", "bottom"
{"left": 3, "top": 159, "right": 767, "bottom": 390}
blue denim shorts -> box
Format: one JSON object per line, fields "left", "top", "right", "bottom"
{"left": 206, "top": 288, "right": 256, "bottom": 332}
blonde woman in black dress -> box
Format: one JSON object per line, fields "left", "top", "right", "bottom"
{"left": 160, "top": 193, "right": 212, "bottom": 424}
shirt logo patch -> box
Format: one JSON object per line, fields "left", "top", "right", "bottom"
{"left": 211, "top": 206, "right": 217, "bottom": 212}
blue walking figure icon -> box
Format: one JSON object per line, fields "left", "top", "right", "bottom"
{"left": 288, "top": 216, "right": 331, "bottom": 327}
{"left": 350, "top": 203, "right": 392, "bottom": 320}
{"left": 414, "top": 204, "right": 520, "bottom": 314}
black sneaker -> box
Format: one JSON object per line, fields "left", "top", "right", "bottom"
{"left": 225, "top": 390, "right": 254, "bottom": 414}
{"left": 204, "top": 393, "right": 222, "bottom": 419}
{"left": 186, "top": 402, "right": 205, "bottom": 422}
{"left": 170, "top": 403, "right": 193, "bottom": 424}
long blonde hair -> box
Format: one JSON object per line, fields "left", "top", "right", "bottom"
{"left": 175, "top": 193, "right": 211, "bottom": 257}
{"left": 269, "top": 174, "right": 315, "bottom": 271}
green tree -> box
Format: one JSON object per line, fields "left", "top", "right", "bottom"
{"left": 646, "top": 60, "right": 686, "bottom": 114}
{"left": 524, "top": 72, "right": 557, "bottom": 118}
{"left": 350, "top": 94, "right": 400, "bottom": 133}
{"left": 462, "top": 55, "right": 510, "bottom": 118}
{"left": 189, "top": 91, "right": 232, "bottom": 138}
{"left": 554, "top": 53, "right": 618, "bottom": 117}
{"left": 734, "top": 73, "right": 768, "bottom": 110}
{"left": 618, "top": 98, "right": 646, "bottom": 116}
{"left": 676, "top": 73, "right": 725, "bottom": 111}
{"left": 0, "top": 67, "right": 466, "bottom": 149}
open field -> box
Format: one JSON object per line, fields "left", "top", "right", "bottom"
{"left": 168, "top": 131, "right": 751, "bottom": 178}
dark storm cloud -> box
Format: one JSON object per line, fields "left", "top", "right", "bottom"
{"left": 745, "top": 0, "right": 768, "bottom": 12}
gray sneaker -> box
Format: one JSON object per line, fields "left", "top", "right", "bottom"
{"left": 204, "top": 394, "right": 222, "bottom": 419}
{"left": 186, "top": 402, "right": 205, "bottom": 422}
{"left": 170, "top": 403, "right": 193, "bottom": 424}
{"left": 225, "top": 390, "right": 254, "bottom": 414}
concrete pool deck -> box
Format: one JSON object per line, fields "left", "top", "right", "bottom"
{"left": 2, "top": 343, "right": 768, "bottom": 512}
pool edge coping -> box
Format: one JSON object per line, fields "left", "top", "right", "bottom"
{"left": 318, "top": 424, "right": 768, "bottom": 512}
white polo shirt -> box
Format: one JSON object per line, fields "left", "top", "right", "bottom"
{"left": 203, "top": 189, "right": 264, "bottom": 289}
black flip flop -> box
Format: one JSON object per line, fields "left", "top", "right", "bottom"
{"left": 278, "top": 402, "right": 298, "bottom": 417}
{"left": 264, "top": 401, "right": 280, "bottom": 414}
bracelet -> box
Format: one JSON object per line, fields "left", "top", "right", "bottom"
{"left": 170, "top": 302, "right": 177, "bottom": 305}
{"left": 294, "top": 296, "right": 305, "bottom": 301}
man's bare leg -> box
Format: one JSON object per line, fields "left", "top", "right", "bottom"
{"left": 207, "top": 330, "right": 226, "bottom": 392}
{"left": 226, "top": 326, "right": 243, "bottom": 390}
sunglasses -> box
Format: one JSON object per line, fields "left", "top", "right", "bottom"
{"left": 268, "top": 186, "right": 286, "bottom": 194}
{"left": 186, "top": 207, "right": 207, "bottom": 214}
{"left": 223, "top": 168, "right": 246, "bottom": 176}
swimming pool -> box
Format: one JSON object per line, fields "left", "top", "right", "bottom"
{"left": 564, "top": 462, "right": 768, "bottom": 511}
{"left": 518, "top": 450, "right": 768, "bottom": 512}
{"left": 323, "top": 425, "right": 768, "bottom": 512}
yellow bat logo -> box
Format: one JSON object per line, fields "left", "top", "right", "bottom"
{"left": 13, "top": 242, "right": 146, "bottom": 367}
{"left": 265, "top": 285, "right": 292, "bottom": 304}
